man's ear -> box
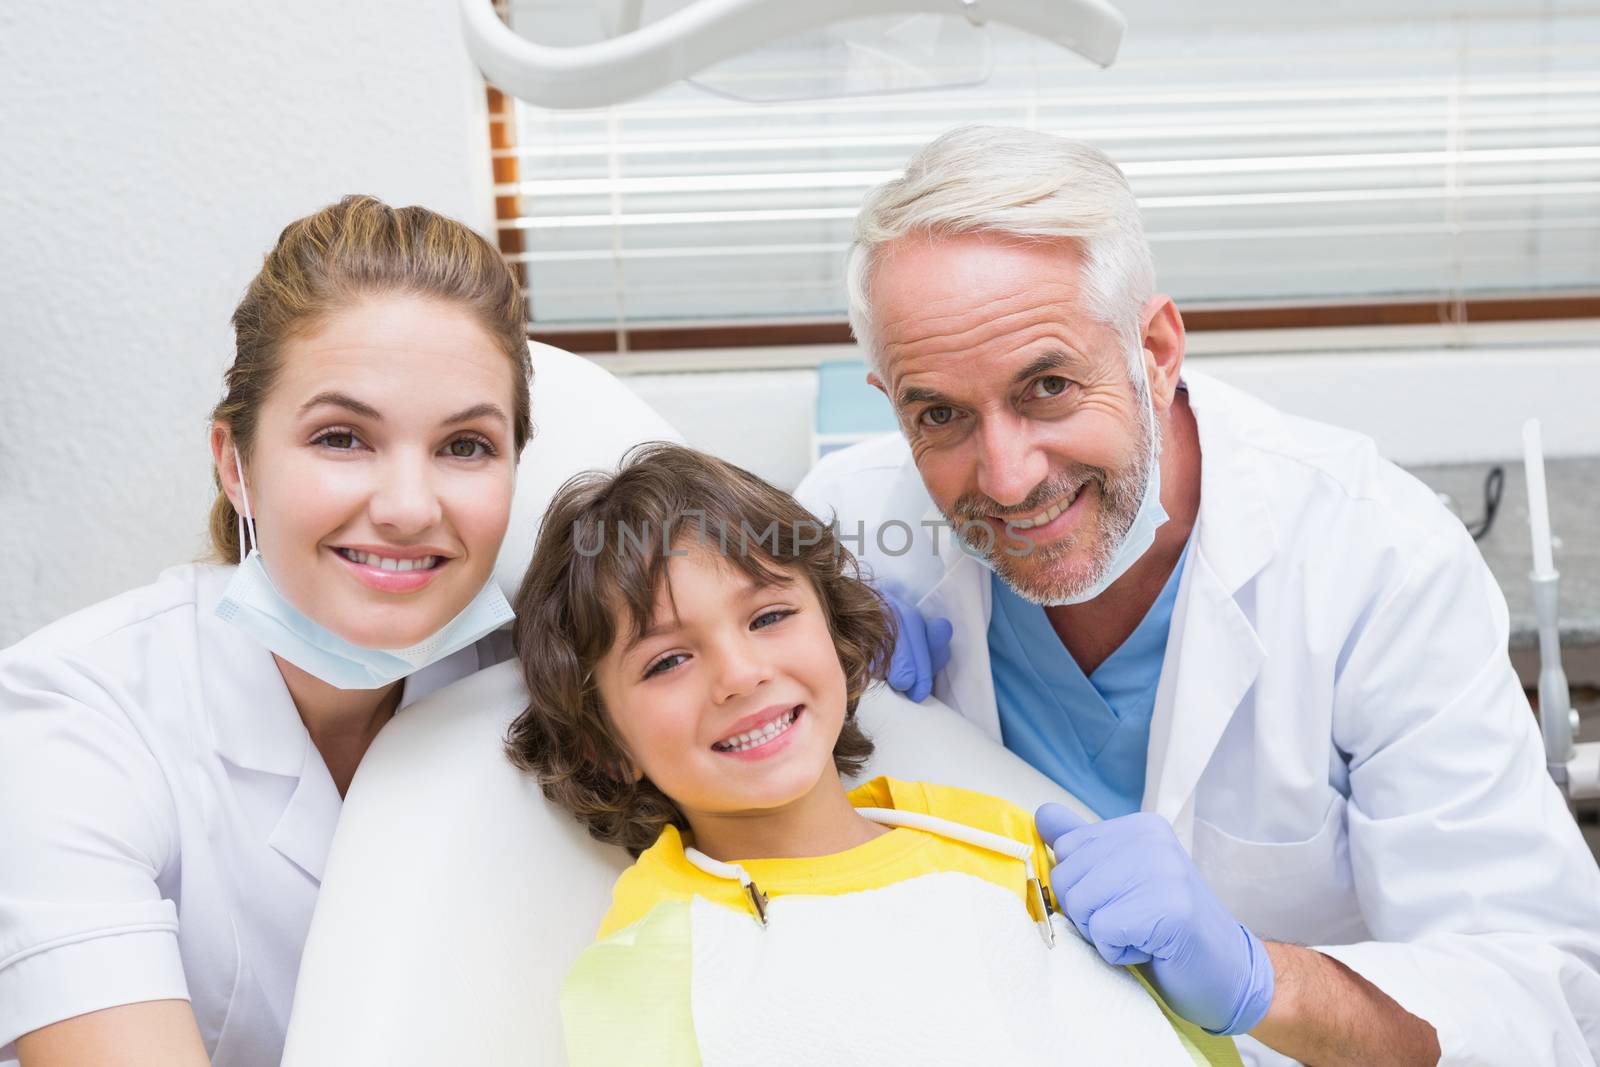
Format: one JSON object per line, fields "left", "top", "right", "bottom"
{"left": 1139, "top": 295, "right": 1186, "bottom": 411}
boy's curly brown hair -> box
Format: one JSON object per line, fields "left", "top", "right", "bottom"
{"left": 506, "top": 442, "right": 895, "bottom": 856}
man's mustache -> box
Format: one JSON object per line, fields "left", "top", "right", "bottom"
{"left": 951, "top": 467, "right": 1107, "bottom": 522}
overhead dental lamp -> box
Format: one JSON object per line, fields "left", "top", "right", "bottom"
{"left": 460, "top": 0, "right": 1126, "bottom": 109}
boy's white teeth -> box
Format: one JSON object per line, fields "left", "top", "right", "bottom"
{"left": 339, "top": 548, "right": 440, "bottom": 572}
{"left": 1011, "top": 488, "right": 1079, "bottom": 529}
{"left": 715, "top": 708, "right": 800, "bottom": 753}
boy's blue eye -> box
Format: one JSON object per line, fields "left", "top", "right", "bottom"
{"left": 643, "top": 652, "right": 686, "bottom": 679}
{"left": 753, "top": 609, "right": 797, "bottom": 630}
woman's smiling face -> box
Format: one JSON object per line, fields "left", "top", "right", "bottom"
{"left": 594, "top": 546, "right": 851, "bottom": 830}
{"left": 217, "top": 293, "right": 518, "bottom": 649}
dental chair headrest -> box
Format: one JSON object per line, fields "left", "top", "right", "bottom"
{"left": 492, "top": 342, "right": 684, "bottom": 600}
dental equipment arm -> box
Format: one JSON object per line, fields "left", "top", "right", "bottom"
{"left": 1522, "top": 419, "right": 1600, "bottom": 802}
{"left": 460, "top": 0, "right": 1126, "bottom": 109}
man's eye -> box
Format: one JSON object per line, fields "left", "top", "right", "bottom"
{"left": 644, "top": 653, "right": 686, "bottom": 679}
{"left": 1032, "top": 376, "right": 1070, "bottom": 399}
{"left": 921, "top": 406, "right": 955, "bottom": 427}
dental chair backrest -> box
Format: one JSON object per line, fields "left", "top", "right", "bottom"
{"left": 280, "top": 345, "right": 1092, "bottom": 1066}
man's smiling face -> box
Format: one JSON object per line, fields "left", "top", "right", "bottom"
{"left": 867, "top": 232, "right": 1158, "bottom": 604}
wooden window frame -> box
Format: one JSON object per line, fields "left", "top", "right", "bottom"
{"left": 521, "top": 292, "right": 1600, "bottom": 355}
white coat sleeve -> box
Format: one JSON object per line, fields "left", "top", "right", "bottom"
{"left": 1319, "top": 522, "right": 1600, "bottom": 1066}
{"left": 0, "top": 647, "right": 189, "bottom": 1049}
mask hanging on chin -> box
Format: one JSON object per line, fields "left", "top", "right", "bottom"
{"left": 213, "top": 447, "right": 514, "bottom": 690}
{"left": 1042, "top": 453, "right": 1166, "bottom": 607}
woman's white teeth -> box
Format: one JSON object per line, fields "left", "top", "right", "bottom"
{"left": 1011, "top": 489, "right": 1079, "bottom": 529}
{"left": 715, "top": 708, "right": 800, "bottom": 753}
{"left": 339, "top": 548, "right": 439, "bottom": 572}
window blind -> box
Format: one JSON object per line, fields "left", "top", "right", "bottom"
{"left": 494, "top": 1, "right": 1600, "bottom": 335}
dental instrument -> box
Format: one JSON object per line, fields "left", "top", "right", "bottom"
{"left": 460, "top": 0, "right": 1126, "bottom": 109}
{"left": 1522, "top": 419, "right": 1600, "bottom": 802}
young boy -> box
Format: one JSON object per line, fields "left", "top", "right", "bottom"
{"left": 507, "top": 443, "right": 1240, "bottom": 1067}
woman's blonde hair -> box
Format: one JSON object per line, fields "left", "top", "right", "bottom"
{"left": 208, "top": 194, "right": 532, "bottom": 562}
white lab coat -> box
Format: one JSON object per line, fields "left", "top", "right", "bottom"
{"left": 797, "top": 370, "right": 1600, "bottom": 1066}
{"left": 0, "top": 564, "right": 509, "bottom": 1066}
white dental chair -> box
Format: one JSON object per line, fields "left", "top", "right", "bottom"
{"left": 280, "top": 345, "right": 1089, "bottom": 1066}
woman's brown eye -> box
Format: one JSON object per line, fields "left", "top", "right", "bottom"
{"left": 449, "top": 438, "right": 483, "bottom": 458}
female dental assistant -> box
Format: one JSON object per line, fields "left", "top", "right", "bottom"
{"left": 0, "top": 196, "right": 533, "bottom": 1067}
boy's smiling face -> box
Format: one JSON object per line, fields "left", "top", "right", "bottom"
{"left": 594, "top": 546, "right": 850, "bottom": 833}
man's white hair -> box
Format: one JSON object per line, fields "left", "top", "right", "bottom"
{"left": 846, "top": 126, "right": 1156, "bottom": 384}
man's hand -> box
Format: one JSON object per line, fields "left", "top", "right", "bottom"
{"left": 881, "top": 590, "right": 953, "bottom": 703}
{"left": 1036, "top": 804, "right": 1275, "bottom": 1035}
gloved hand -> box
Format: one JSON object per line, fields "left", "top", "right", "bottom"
{"left": 880, "top": 590, "right": 953, "bottom": 703}
{"left": 1036, "top": 804, "right": 1275, "bottom": 1036}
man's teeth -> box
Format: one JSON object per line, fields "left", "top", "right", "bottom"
{"left": 1010, "top": 488, "right": 1080, "bottom": 530}
{"left": 338, "top": 548, "right": 440, "bottom": 572}
{"left": 714, "top": 708, "right": 800, "bottom": 753}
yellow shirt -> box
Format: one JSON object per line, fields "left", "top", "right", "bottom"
{"left": 599, "top": 777, "right": 1052, "bottom": 938}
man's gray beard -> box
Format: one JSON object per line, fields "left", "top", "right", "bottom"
{"left": 950, "top": 393, "right": 1162, "bottom": 607}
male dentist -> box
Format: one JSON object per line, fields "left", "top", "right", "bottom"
{"left": 797, "top": 126, "right": 1600, "bottom": 1067}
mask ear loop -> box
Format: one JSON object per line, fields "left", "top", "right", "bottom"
{"left": 232, "top": 446, "right": 258, "bottom": 560}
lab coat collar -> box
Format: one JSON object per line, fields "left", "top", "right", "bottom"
{"left": 196, "top": 565, "right": 497, "bottom": 882}
{"left": 1180, "top": 370, "right": 1277, "bottom": 596}
{"left": 197, "top": 565, "right": 322, "bottom": 779}
{"left": 194, "top": 566, "right": 341, "bottom": 881}
{"left": 1143, "top": 371, "right": 1276, "bottom": 840}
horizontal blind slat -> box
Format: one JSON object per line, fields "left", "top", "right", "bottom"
{"left": 500, "top": 5, "right": 1600, "bottom": 328}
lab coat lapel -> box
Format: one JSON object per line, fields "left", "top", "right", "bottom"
{"left": 199, "top": 567, "right": 341, "bottom": 883}
{"left": 266, "top": 736, "right": 342, "bottom": 882}
{"left": 1144, "top": 550, "right": 1264, "bottom": 845}
{"left": 1143, "top": 373, "right": 1276, "bottom": 846}
{"left": 918, "top": 507, "right": 1000, "bottom": 740}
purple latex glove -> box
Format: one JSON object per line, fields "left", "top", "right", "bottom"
{"left": 880, "top": 589, "right": 953, "bottom": 703}
{"left": 1036, "top": 804, "right": 1275, "bottom": 1036}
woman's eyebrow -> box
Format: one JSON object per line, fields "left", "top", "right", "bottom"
{"left": 442, "top": 402, "right": 508, "bottom": 426}
{"left": 299, "top": 391, "right": 381, "bottom": 419}
{"left": 295, "top": 393, "right": 507, "bottom": 427}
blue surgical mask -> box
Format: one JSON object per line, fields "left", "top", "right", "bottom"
{"left": 214, "top": 449, "right": 514, "bottom": 690}
{"left": 1045, "top": 448, "right": 1166, "bottom": 606}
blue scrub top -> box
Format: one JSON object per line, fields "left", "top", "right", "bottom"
{"left": 987, "top": 538, "right": 1191, "bottom": 819}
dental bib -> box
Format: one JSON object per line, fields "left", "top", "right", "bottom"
{"left": 213, "top": 450, "right": 513, "bottom": 690}
{"left": 685, "top": 815, "right": 1195, "bottom": 1067}
{"left": 561, "top": 780, "right": 1233, "bottom": 1067}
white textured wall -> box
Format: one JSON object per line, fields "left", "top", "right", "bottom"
{"left": 0, "top": 1, "right": 494, "bottom": 645}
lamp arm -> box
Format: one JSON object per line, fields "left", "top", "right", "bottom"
{"left": 461, "top": 0, "right": 1125, "bottom": 109}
